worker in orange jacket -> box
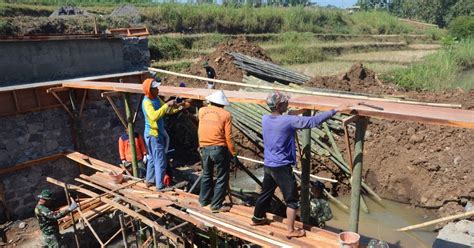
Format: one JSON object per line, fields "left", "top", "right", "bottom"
{"left": 118, "top": 130, "right": 147, "bottom": 178}
{"left": 198, "top": 90, "right": 237, "bottom": 213}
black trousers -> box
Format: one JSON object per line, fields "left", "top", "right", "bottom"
{"left": 253, "top": 165, "right": 299, "bottom": 220}
{"left": 199, "top": 146, "right": 230, "bottom": 210}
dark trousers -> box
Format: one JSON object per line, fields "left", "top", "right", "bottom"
{"left": 253, "top": 165, "right": 299, "bottom": 220}
{"left": 199, "top": 146, "right": 230, "bottom": 210}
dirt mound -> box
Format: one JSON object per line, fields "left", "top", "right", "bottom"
{"left": 306, "top": 63, "right": 400, "bottom": 95}
{"left": 164, "top": 37, "right": 272, "bottom": 90}
{"left": 341, "top": 88, "right": 473, "bottom": 218}
{"left": 306, "top": 63, "right": 473, "bottom": 217}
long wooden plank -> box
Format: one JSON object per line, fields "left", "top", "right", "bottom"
{"left": 62, "top": 81, "right": 474, "bottom": 129}
{"left": 65, "top": 151, "right": 124, "bottom": 174}
{"left": 0, "top": 153, "right": 64, "bottom": 175}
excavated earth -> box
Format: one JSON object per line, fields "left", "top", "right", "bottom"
{"left": 163, "top": 38, "right": 473, "bottom": 218}
{"left": 163, "top": 37, "right": 272, "bottom": 90}
{"left": 308, "top": 63, "right": 474, "bottom": 218}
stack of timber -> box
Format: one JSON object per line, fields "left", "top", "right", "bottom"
{"left": 49, "top": 151, "right": 341, "bottom": 247}
{"left": 229, "top": 52, "right": 310, "bottom": 84}
{"left": 227, "top": 75, "right": 382, "bottom": 212}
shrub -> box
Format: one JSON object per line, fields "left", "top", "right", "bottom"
{"left": 148, "top": 36, "right": 184, "bottom": 61}
{"left": 448, "top": 15, "right": 474, "bottom": 39}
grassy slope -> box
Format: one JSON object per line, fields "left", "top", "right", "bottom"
{"left": 387, "top": 39, "right": 473, "bottom": 90}
{"left": 0, "top": 3, "right": 445, "bottom": 36}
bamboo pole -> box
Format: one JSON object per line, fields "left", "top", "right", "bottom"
{"left": 148, "top": 67, "right": 461, "bottom": 108}
{"left": 397, "top": 210, "right": 474, "bottom": 232}
{"left": 300, "top": 110, "right": 312, "bottom": 224}
{"left": 237, "top": 155, "right": 337, "bottom": 183}
{"left": 349, "top": 118, "right": 368, "bottom": 233}
{"left": 64, "top": 184, "right": 80, "bottom": 248}
{"left": 123, "top": 92, "right": 139, "bottom": 177}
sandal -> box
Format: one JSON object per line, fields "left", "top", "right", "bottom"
{"left": 250, "top": 218, "right": 271, "bottom": 226}
{"left": 286, "top": 228, "right": 305, "bottom": 239}
{"left": 211, "top": 205, "right": 231, "bottom": 213}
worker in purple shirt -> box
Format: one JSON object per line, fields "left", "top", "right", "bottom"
{"left": 251, "top": 91, "right": 351, "bottom": 239}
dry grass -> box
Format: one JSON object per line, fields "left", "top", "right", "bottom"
{"left": 286, "top": 61, "right": 406, "bottom": 77}
{"left": 260, "top": 41, "right": 405, "bottom": 49}
{"left": 408, "top": 44, "right": 441, "bottom": 50}
{"left": 333, "top": 49, "right": 438, "bottom": 63}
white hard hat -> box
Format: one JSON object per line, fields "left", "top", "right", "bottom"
{"left": 151, "top": 80, "right": 161, "bottom": 89}
{"left": 205, "top": 90, "right": 230, "bottom": 106}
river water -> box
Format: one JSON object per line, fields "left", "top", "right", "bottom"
{"left": 229, "top": 167, "right": 438, "bottom": 247}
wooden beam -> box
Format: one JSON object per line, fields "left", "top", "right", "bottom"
{"left": 46, "top": 87, "right": 70, "bottom": 93}
{"left": 11, "top": 91, "right": 20, "bottom": 112}
{"left": 62, "top": 81, "right": 474, "bottom": 129}
{"left": 47, "top": 177, "right": 99, "bottom": 197}
{"left": 104, "top": 96, "right": 127, "bottom": 129}
{"left": 101, "top": 91, "right": 122, "bottom": 98}
{"left": 77, "top": 205, "right": 105, "bottom": 247}
{"left": 0, "top": 153, "right": 64, "bottom": 175}
{"left": 50, "top": 91, "right": 74, "bottom": 118}
{"left": 64, "top": 151, "right": 124, "bottom": 174}
{"left": 79, "top": 90, "right": 87, "bottom": 119}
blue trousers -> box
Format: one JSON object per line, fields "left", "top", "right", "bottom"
{"left": 145, "top": 135, "right": 167, "bottom": 190}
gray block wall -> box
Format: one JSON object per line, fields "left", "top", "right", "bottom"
{"left": 0, "top": 98, "right": 146, "bottom": 219}
{"left": 0, "top": 37, "right": 149, "bottom": 87}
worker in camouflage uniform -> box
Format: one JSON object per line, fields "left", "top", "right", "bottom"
{"left": 34, "top": 189, "right": 77, "bottom": 248}
{"left": 309, "top": 181, "right": 333, "bottom": 228}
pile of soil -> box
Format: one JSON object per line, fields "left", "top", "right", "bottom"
{"left": 306, "top": 63, "right": 400, "bottom": 95}
{"left": 164, "top": 37, "right": 272, "bottom": 90}
{"left": 307, "top": 65, "right": 473, "bottom": 217}
{"left": 362, "top": 90, "right": 473, "bottom": 218}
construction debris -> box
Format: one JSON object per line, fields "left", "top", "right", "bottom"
{"left": 49, "top": 6, "right": 90, "bottom": 17}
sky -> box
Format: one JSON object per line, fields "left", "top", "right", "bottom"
{"left": 312, "top": 0, "right": 358, "bottom": 8}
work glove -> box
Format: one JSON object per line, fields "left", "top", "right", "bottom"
{"left": 142, "top": 155, "right": 148, "bottom": 164}
{"left": 163, "top": 174, "right": 171, "bottom": 187}
{"left": 68, "top": 200, "right": 78, "bottom": 212}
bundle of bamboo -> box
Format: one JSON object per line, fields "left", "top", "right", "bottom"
{"left": 229, "top": 52, "right": 310, "bottom": 84}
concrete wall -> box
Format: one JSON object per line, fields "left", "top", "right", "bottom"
{"left": 0, "top": 37, "right": 149, "bottom": 87}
